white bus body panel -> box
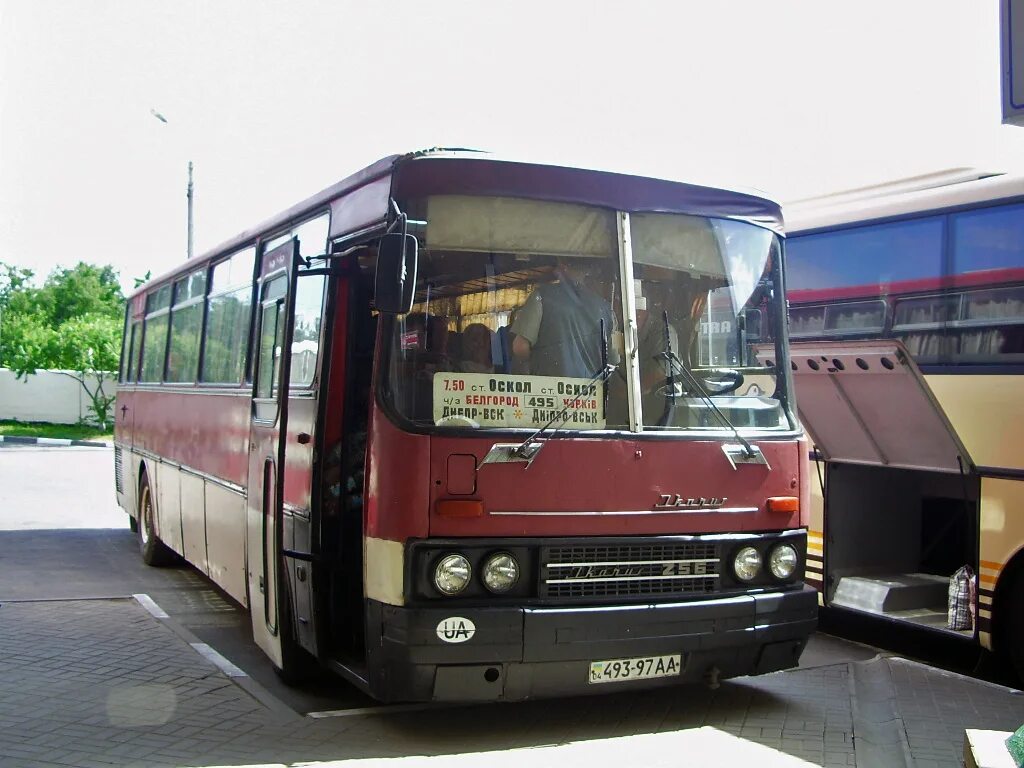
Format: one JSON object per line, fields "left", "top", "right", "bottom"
{"left": 205, "top": 481, "right": 248, "bottom": 607}
{"left": 179, "top": 470, "right": 209, "bottom": 575}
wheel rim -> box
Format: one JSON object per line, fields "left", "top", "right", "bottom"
{"left": 140, "top": 485, "right": 152, "bottom": 546}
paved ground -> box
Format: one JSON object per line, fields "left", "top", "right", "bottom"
{"left": 0, "top": 444, "right": 125, "bottom": 530}
{"left": 0, "top": 444, "right": 878, "bottom": 715}
{"left": 2, "top": 443, "right": 1023, "bottom": 766}
{"left": 2, "top": 595, "right": 1022, "bottom": 767}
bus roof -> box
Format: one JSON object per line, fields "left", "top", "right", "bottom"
{"left": 784, "top": 170, "right": 1024, "bottom": 235}
{"left": 132, "top": 149, "right": 784, "bottom": 299}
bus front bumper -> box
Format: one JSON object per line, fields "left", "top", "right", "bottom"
{"left": 365, "top": 585, "right": 818, "bottom": 702}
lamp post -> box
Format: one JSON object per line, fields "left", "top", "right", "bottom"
{"left": 151, "top": 109, "right": 194, "bottom": 259}
{"left": 186, "top": 160, "right": 194, "bottom": 260}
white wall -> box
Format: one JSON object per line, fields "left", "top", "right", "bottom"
{"left": 0, "top": 368, "right": 114, "bottom": 424}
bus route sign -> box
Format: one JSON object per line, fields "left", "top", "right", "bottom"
{"left": 432, "top": 372, "right": 606, "bottom": 429}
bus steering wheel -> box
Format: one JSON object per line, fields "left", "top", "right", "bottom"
{"left": 696, "top": 368, "right": 744, "bottom": 395}
{"left": 656, "top": 368, "right": 745, "bottom": 397}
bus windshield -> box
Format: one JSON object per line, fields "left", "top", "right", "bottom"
{"left": 385, "top": 195, "right": 788, "bottom": 433}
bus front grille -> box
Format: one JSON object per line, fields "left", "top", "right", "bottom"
{"left": 540, "top": 541, "right": 721, "bottom": 600}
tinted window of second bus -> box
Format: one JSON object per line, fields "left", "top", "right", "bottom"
{"left": 787, "top": 216, "right": 944, "bottom": 292}
{"left": 951, "top": 203, "right": 1024, "bottom": 275}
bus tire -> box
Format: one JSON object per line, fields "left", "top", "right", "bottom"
{"left": 999, "top": 568, "right": 1024, "bottom": 684}
{"left": 137, "top": 472, "right": 175, "bottom": 567}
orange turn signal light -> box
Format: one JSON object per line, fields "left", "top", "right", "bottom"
{"left": 436, "top": 500, "right": 485, "bottom": 518}
{"left": 766, "top": 496, "right": 799, "bottom": 514}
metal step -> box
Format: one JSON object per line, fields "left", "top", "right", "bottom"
{"left": 831, "top": 572, "right": 949, "bottom": 614}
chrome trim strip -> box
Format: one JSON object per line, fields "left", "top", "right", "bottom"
{"left": 547, "top": 558, "right": 720, "bottom": 568}
{"left": 490, "top": 507, "right": 760, "bottom": 516}
{"left": 283, "top": 502, "right": 310, "bottom": 519}
{"left": 547, "top": 574, "right": 720, "bottom": 584}
{"left": 118, "top": 385, "right": 250, "bottom": 396}
{"left": 118, "top": 384, "right": 316, "bottom": 398}
{"left": 131, "top": 447, "right": 246, "bottom": 495}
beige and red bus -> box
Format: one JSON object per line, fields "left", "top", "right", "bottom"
{"left": 783, "top": 170, "right": 1024, "bottom": 680}
{"left": 114, "top": 149, "right": 816, "bottom": 701}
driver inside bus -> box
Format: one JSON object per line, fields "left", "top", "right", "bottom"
{"left": 509, "top": 256, "right": 618, "bottom": 378}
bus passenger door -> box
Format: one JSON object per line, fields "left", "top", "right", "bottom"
{"left": 245, "top": 241, "right": 295, "bottom": 669}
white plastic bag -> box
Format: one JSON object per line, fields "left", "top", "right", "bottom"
{"left": 947, "top": 565, "right": 975, "bottom": 631}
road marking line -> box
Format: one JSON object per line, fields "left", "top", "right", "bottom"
{"left": 190, "top": 642, "right": 248, "bottom": 678}
{"left": 132, "top": 593, "right": 169, "bottom": 618}
{"left": 308, "top": 702, "right": 455, "bottom": 718}
{"left": 132, "top": 592, "right": 452, "bottom": 718}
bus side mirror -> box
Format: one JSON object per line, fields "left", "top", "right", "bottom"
{"left": 374, "top": 233, "right": 418, "bottom": 314}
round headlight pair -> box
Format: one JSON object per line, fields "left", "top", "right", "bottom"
{"left": 769, "top": 543, "right": 800, "bottom": 580}
{"left": 434, "top": 554, "right": 472, "bottom": 595}
{"left": 433, "top": 552, "right": 520, "bottom": 595}
{"left": 733, "top": 543, "right": 799, "bottom": 582}
{"left": 733, "top": 546, "right": 762, "bottom": 581}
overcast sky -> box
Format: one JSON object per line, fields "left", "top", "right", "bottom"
{"left": 2, "top": 1, "right": 1023, "bottom": 291}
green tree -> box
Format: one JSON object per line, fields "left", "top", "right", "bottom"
{"left": 35, "top": 262, "right": 123, "bottom": 325}
{"left": 0, "top": 260, "right": 125, "bottom": 428}
{"left": 1, "top": 311, "right": 51, "bottom": 369}
{"left": 48, "top": 314, "right": 122, "bottom": 429}
{"left": 0, "top": 263, "right": 34, "bottom": 308}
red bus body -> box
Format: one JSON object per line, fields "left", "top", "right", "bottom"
{"left": 115, "top": 150, "right": 815, "bottom": 702}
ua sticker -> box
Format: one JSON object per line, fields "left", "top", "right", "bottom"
{"left": 436, "top": 616, "right": 476, "bottom": 643}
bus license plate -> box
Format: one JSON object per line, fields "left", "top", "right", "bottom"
{"left": 589, "top": 654, "right": 682, "bottom": 684}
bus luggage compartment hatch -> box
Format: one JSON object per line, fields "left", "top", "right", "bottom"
{"left": 761, "top": 340, "right": 973, "bottom": 474}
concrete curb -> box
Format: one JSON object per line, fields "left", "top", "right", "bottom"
{"left": 0, "top": 434, "right": 112, "bottom": 448}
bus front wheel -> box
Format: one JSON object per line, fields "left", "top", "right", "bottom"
{"left": 137, "top": 472, "right": 175, "bottom": 567}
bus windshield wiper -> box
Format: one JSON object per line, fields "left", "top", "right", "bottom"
{"left": 514, "top": 362, "right": 617, "bottom": 463}
{"left": 515, "top": 319, "right": 616, "bottom": 464}
{"left": 658, "top": 312, "right": 756, "bottom": 459}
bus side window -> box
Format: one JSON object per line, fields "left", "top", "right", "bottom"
{"left": 201, "top": 248, "right": 255, "bottom": 385}
{"left": 121, "top": 319, "right": 142, "bottom": 383}
{"left": 255, "top": 276, "right": 287, "bottom": 402}
{"left": 140, "top": 285, "right": 171, "bottom": 382}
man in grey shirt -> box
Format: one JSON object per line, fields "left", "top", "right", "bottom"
{"left": 510, "top": 258, "right": 615, "bottom": 378}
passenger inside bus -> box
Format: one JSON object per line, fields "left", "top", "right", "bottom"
{"left": 457, "top": 322, "right": 495, "bottom": 374}
{"left": 509, "top": 256, "right": 617, "bottom": 378}
{"left": 393, "top": 311, "right": 452, "bottom": 420}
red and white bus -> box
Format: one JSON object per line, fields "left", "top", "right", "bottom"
{"left": 115, "top": 149, "right": 816, "bottom": 702}
{"left": 784, "top": 170, "right": 1024, "bottom": 680}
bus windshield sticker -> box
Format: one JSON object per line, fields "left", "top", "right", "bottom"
{"left": 432, "top": 372, "right": 605, "bottom": 430}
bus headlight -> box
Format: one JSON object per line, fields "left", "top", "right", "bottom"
{"left": 768, "top": 543, "right": 799, "bottom": 580}
{"left": 482, "top": 553, "right": 519, "bottom": 593}
{"left": 733, "top": 546, "right": 762, "bottom": 581}
{"left": 434, "top": 554, "right": 472, "bottom": 595}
